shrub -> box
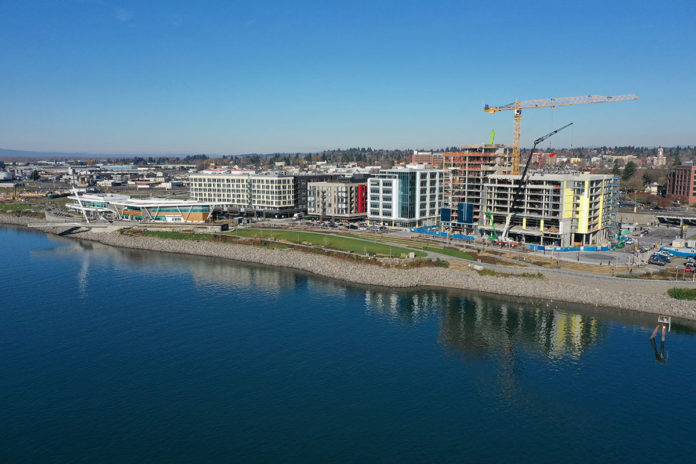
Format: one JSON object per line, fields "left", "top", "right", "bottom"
{"left": 667, "top": 288, "right": 696, "bottom": 300}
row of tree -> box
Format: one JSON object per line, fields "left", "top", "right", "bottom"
{"left": 83, "top": 145, "right": 695, "bottom": 172}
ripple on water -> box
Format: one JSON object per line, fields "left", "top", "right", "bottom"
{"left": 1, "top": 227, "right": 696, "bottom": 463}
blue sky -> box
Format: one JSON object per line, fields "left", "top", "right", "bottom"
{"left": 0, "top": 0, "right": 694, "bottom": 154}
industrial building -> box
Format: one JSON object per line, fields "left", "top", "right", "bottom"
{"left": 440, "top": 144, "right": 510, "bottom": 230}
{"left": 367, "top": 165, "right": 444, "bottom": 227}
{"left": 478, "top": 173, "right": 618, "bottom": 246}
{"left": 67, "top": 193, "right": 219, "bottom": 223}
{"left": 307, "top": 181, "right": 367, "bottom": 220}
{"left": 666, "top": 162, "right": 696, "bottom": 205}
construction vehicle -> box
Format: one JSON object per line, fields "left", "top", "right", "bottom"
{"left": 486, "top": 211, "right": 497, "bottom": 241}
{"left": 484, "top": 94, "right": 638, "bottom": 175}
{"left": 497, "top": 123, "right": 573, "bottom": 243}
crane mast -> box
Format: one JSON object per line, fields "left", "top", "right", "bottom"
{"left": 484, "top": 94, "right": 638, "bottom": 175}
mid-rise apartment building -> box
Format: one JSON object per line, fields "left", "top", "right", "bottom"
{"left": 478, "top": 173, "right": 618, "bottom": 246}
{"left": 188, "top": 171, "right": 345, "bottom": 216}
{"left": 307, "top": 181, "right": 367, "bottom": 220}
{"left": 189, "top": 171, "right": 297, "bottom": 216}
{"left": 293, "top": 174, "right": 340, "bottom": 210}
{"left": 666, "top": 163, "right": 696, "bottom": 205}
{"left": 367, "top": 166, "right": 444, "bottom": 227}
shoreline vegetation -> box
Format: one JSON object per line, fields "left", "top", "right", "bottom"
{"left": 668, "top": 288, "right": 696, "bottom": 300}
{"left": 2, "top": 212, "right": 695, "bottom": 321}
{"left": 130, "top": 229, "right": 449, "bottom": 269}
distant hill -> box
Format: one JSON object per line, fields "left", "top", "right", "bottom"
{"left": 0, "top": 148, "right": 198, "bottom": 160}
{"left": 0, "top": 148, "right": 89, "bottom": 158}
{"left": 0, "top": 148, "right": 300, "bottom": 161}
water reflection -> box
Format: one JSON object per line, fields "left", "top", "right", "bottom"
{"left": 36, "top": 233, "right": 685, "bottom": 368}
{"left": 38, "top": 235, "right": 351, "bottom": 297}
{"left": 365, "top": 290, "right": 443, "bottom": 323}
{"left": 364, "top": 286, "right": 607, "bottom": 358}
{"left": 650, "top": 339, "right": 667, "bottom": 363}
{"left": 362, "top": 288, "right": 613, "bottom": 400}
{"left": 188, "top": 259, "right": 300, "bottom": 294}
{"left": 439, "top": 294, "right": 605, "bottom": 360}
{"left": 76, "top": 252, "right": 90, "bottom": 298}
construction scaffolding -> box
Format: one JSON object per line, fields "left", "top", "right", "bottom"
{"left": 605, "top": 175, "right": 620, "bottom": 241}
{"left": 443, "top": 144, "right": 509, "bottom": 230}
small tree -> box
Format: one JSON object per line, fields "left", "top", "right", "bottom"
{"left": 30, "top": 170, "right": 40, "bottom": 181}
{"left": 611, "top": 159, "right": 621, "bottom": 176}
{"left": 622, "top": 172, "right": 644, "bottom": 192}
{"left": 622, "top": 161, "right": 637, "bottom": 181}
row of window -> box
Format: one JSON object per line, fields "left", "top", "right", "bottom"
{"left": 191, "top": 178, "right": 292, "bottom": 184}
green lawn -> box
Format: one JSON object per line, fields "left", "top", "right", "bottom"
{"left": 143, "top": 230, "right": 216, "bottom": 241}
{"left": 344, "top": 232, "right": 474, "bottom": 260}
{"left": 422, "top": 246, "right": 474, "bottom": 260}
{"left": 0, "top": 203, "right": 35, "bottom": 211}
{"left": 228, "top": 229, "right": 426, "bottom": 257}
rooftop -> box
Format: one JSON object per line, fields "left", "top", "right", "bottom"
{"left": 70, "top": 193, "right": 211, "bottom": 207}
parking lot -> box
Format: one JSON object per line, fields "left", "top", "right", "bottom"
{"left": 617, "top": 225, "right": 696, "bottom": 272}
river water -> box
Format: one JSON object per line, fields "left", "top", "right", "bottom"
{"left": 1, "top": 227, "right": 695, "bottom": 463}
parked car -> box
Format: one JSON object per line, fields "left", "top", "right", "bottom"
{"left": 685, "top": 263, "right": 695, "bottom": 273}
{"left": 648, "top": 255, "right": 667, "bottom": 266}
{"left": 655, "top": 251, "right": 672, "bottom": 262}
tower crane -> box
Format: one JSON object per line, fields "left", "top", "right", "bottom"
{"left": 484, "top": 94, "right": 638, "bottom": 175}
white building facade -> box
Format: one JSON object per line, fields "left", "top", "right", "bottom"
{"left": 367, "top": 166, "right": 444, "bottom": 227}
{"left": 189, "top": 171, "right": 296, "bottom": 215}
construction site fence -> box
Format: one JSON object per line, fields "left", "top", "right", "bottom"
{"left": 410, "top": 226, "right": 475, "bottom": 242}
{"left": 529, "top": 244, "right": 611, "bottom": 252}
{"left": 410, "top": 226, "right": 611, "bottom": 252}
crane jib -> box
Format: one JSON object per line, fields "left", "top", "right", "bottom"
{"left": 482, "top": 93, "right": 637, "bottom": 175}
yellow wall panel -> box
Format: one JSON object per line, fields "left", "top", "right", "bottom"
{"left": 563, "top": 182, "right": 574, "bottom": 219}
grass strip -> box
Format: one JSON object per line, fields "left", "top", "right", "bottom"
{"left": 667, "top": 287, "right": 696, "bottom": 300}
{"left": 477, "top": 268, "right": 544, "bottom": 279}
{"left": 228, "top": 229, "right": 426, "bottom": 257}
{"left": 0, "top": 203, "right": 35, "bottom": 211}
{"left": 142, "top": 230, "right": 216, "bottom": 241}
{"left": 422, "top": 246, "right": 474, "bottom": 260}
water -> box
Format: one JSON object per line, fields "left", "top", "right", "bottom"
{"left": 1, "top": 227, "right": 695, "bottom": 463}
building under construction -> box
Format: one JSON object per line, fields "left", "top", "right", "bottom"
{"left": 441, "top": 144, "right": 510, "bottom": 231}
{"left": 478, "top": 172, "right": 618, "bottom": 247}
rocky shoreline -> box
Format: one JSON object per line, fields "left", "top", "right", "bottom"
{"left": 0, "top": 214, "right": 34, "bottom": 226}
{"left": 2, "top": 214, "right": 695, "bottom": 320}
